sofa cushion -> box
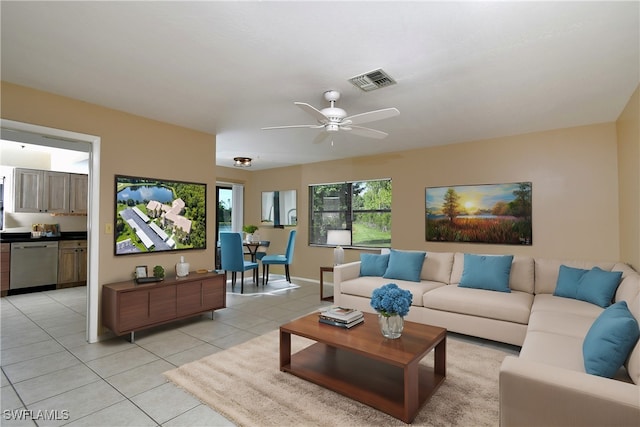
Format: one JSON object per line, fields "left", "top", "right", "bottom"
{"left": 554, "top": 265, "right": 622, "bottom": 308}
{"left": 359, "top": 253, "right": 389, "bottom": 277}
{"left": 519, "top": 330, "right": 586, "bottom": 372}
{"left": 421, "top": 251, "right": 454, "bottom": 283}
{"left": 340, "top": 276, "right": 444, "bottom": 307}
{"left": 583, "top": 301, "right": 640, "bottom": 378}
{"left": 383, "top": 249, "right": 426, "bottom": 282}
{"left": 459, "top": 254, "right": 514, "bottom": 293}
{"left": 534, "top": 258, "right": 616, "bottom": 295}
{"left": 450, "top": 253, "right": 534, "bottom": 293}
{"left": 423, "top": 286, "right": 533, "bottom": 324}
{"left": 612, "top": 263, "right": 640, "bottom": 305}
{"left": 531, "top": 293, "right": 604, "bottom": 317}
{"left": 527, "top": 310, "right": 598, "bottom": 339}
{"left": 626, "top": 294, "right": 640, "bottom": 385}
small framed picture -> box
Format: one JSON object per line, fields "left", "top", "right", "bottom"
{"left": 135, "top": 265, "right": 148, "bottom": 279}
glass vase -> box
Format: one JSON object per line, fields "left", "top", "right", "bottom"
{"left": 378, "top": 313, "right": 404, "bottom": 339}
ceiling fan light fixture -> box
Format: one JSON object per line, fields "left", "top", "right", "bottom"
{"left": 233, "top": 157, "right": 252, "bottom": 167}
{"left": 262, "top": 90, "right": 399, "bottom": 143}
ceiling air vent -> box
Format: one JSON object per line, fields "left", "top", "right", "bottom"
{"left": 348, "top": 68, "right": 397, "bottom": 92}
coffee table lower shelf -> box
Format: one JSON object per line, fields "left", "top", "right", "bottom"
{"left": 280, "top": 341, "right": 445, "bottom": 423}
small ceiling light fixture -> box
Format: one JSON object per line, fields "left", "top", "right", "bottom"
{"left": 233, "top": 156, "right": 252, "bottom": 167}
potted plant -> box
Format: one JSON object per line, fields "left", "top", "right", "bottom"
{"left": 243, "top": 225, "right": 259, "bottom": 242}
{"left": 153, "top": 265, "right": 165, "bottom": 279}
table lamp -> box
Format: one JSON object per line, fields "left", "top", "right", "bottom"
{"left": 327, "top": 230, "right": 351, "bottom": 265}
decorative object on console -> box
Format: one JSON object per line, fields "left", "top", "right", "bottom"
{"left": 370, "top": 283, "right": 413, "bottom": 339}
{"left": 425, "top": 182, "right": 532, "bottom": 245}
{"left": 176, "top": 256, "right": 189, "bottom": 277}
{"left": 135, "top": 265, "right": 147, "bottom": 279}
{"left": 327, "top": 229, "right": 350, "bottom": 265}
{"left": 153, "top": 265, "right": 165, "bottom": 278}
{"left": 134, "top": 265, "right": 163, "bottom": 284}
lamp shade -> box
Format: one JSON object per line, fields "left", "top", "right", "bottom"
{"left": 326, "top": 230, "right": 351, "bottom": 246}
{"left": 327, "top": 230, "right": 351, "bottom": 266}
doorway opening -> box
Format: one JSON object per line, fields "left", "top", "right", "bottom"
{"left": 1, "top": 120, "right": 101, "bottom": 343}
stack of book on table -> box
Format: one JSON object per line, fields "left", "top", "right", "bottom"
{"left": 319, "top": 307, "right": 364, "bottom": 328}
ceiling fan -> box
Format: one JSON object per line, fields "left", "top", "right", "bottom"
{"left": 262, "top": 90, "right": 400, "bottom": 144}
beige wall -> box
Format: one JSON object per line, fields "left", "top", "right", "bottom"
{"left": 1, "top": 82, "right": 217, "bottom": 286}
{"left": 1, "top": 81, "right": 631, "bottom": 335}
{"left": 617, "top": 85, "right": 640, "bottom": 270}
{"left": 217, "top": 165, "right": 251, "bottom": 184}
{"left": 246, "top": 123, "right": 622, "bottom": 280}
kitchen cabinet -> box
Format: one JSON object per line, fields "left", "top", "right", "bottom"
{"left": 69, "top": 174, "right": 88, "bottom": 214}
{"left": 13, "top": 168, "right": 87, "bottom": 214}
{"left": 1, "top": 243, "right": 10, "bottom": 297}
{"left": 102, "top": 272, "right": 225, "bottom": 340}
{"left": 57, "top": 240, "right": 87, "bottom": 287}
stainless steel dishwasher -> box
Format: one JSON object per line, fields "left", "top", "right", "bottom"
{"left": 10, "top": 241, "right": 59, "bottom": 289}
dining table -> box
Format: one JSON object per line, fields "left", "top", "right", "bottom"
{"left": 243, "top": 241, "right": 270, "bottom": 263}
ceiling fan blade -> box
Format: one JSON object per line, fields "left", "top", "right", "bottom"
{"left": 347, "top": 126, "right": 389, "bottom": 139}
{"left": 261, "top": 124, "right": 323, "bottom": 130}
{"left": 344, "top": 107, "right": 400, "bottom": 125}
{"left": 295, "top": 102, "right": 329, "bottom": 123}
{"left": 312, "top": 131, "right": 330, "bottom": 144}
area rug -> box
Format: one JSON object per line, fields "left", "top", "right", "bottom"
{"left": 165, "top": 329, "right": 509, "bottom": 426}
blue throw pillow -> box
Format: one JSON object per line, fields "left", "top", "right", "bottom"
{"left": 554, "top": 265, "right": 622, "bottom": 308}
{"left": 583, "top": 301, "right": 640, "bottom": 378}
{"left": 382, "top": 249, "right": 426, "bottom": 282}
{"left": 554, "top": 265, "right": 589, "bottom": 298}
{"left": 458, "top": 254, "right": 514, "bottom": 293}
{"left": 360, "top": 253, "right": 390, "bottom": 277}
{"left": 578, "top": 268, "right": 623, "bottom": 308}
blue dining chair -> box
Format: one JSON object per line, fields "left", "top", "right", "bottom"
{"left": 261, "top": 230, "right": 296, "bottom": 286}
{"left": 220, "top": 232, "right": 258, "bottom": 294}
{"left": 255, "top": 241, "right": 271, "bottom": 261}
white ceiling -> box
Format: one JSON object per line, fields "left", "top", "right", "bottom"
{"left": 1, "top": 1, "right": 638, "bottom": 171}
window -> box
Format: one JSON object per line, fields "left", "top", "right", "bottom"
{"left": 309, "top": 179, "right": 391, "bottom": 248}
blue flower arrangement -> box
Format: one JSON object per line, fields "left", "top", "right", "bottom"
{"left": 370, "top": 283, "right": 413, "bottom": 317}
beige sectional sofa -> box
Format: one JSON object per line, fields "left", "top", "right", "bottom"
{"left": 333, "top": 251, "right": 640, "bottom": 426}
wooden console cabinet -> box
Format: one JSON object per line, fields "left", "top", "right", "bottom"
{"left": 102, "top": 272, "right": 225, "bottom": 339}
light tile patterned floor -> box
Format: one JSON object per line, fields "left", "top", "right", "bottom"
{"left": 1, "top": 276, "right": 330, "bottom": 426}
{"left": 1, "top": 276, "right": 518, "bottom": 426}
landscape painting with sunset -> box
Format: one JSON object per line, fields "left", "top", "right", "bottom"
{"left": 425, "top": 182, "right": 532, "bottom": 245}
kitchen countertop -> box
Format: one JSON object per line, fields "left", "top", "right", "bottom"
{"left": 0, "top": 232, "right": 88, "bottom": 243}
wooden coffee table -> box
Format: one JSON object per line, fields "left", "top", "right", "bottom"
{"left": 280, "top": 311, "right": 446, "bottom": 423}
